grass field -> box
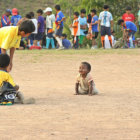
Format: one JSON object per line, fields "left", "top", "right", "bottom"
{"left": 0, "top": 49, "right": 140, "bottom": 140}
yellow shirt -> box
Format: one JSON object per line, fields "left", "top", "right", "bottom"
{"left": 0, "top": 26, "right": 21, "bottom": 50}
{"left": 0, "top": 70, "right": 16, "bottom": 87}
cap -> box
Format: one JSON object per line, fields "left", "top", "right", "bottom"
{"left": 6, "top": 9, "right": 12, "bottom": 15}
{"left": 44, "top": 7, "right": 52, "bottom": 13}
{"left": 12, "top": 8, "right": 18, "bottom": 16}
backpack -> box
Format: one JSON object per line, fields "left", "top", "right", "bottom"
{"left": 0, "top": 82, "right": 17, "bottom": 104}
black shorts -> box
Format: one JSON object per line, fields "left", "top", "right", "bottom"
{"left": 35, "top": 32, "right": 44, "bottom": 40}
{"left": 47, "top": 28, "right": 53, "bottom": 38}
{"left": 92, "top": 32, "right": 98, "bottom": 39}
{"left": 55, "top": 26, "right": 63, "bottom": 37}
{"left": 101, "top": 26, "right": 111, "bottom": 36}
{"left": 28, "top": 34, "right": 36, "bottom": 40}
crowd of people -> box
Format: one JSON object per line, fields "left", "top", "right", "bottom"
{"left": 0, "top": 4, "right": 140, "bottom": 50}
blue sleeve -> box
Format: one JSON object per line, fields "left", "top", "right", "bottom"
{"left": 99, "top": 13, "right": 102, "bottom": 20}
{"left": 11, "top": 16, "right": 14, "bottom": 24}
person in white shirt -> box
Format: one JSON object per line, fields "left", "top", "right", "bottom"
{"left": 28, "top": 12, "right": 38, "bottom": 46}
{"left": 98, "top": 5, "right": 113, "bottom": 49}
{"left": 44, "top": 7, "right": 55, "bottom": 49}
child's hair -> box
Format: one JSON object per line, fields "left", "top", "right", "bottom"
{"left": 62, "top": 34, "right": 67, "bottom": 38}
{"left": 126, "top": 6, "right": 131, "bottom": 11}
{"left": 55, "top": 5, "right": 61, "bottom": 11}
{"left": 19, "top": 20, "right": 35, "bottom": 34}
{"left": 117, "top": 19, "right": 124, "bottom": 25}
{"left": 80, "top": 9, "right": 86, "bottom": 14}
{"left": 74, "top": 12, "right": 79, "bottom": 17}
{"left": 25, "top": 13, "right": 32, "bottom": 19}
{"left": 91, "top": 9, "right": 97, "bottom": 14}
{"left": 0, "top": 54, "right": 10, "bottom": 68}
{"left": 82, "top": 62, "right": 91, "bottom": 72}
{"left": 37, "top": 9, "right": 43, "bottom": 15}
{"left": 29, "top": 12, "right": 34, "bottom": 18}
{"left": 104, "top": 5, "right": 109, "bottom": 9}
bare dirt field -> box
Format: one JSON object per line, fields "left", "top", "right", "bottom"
{"left": 0, "top": 49, "right": 140, "bottom": 140}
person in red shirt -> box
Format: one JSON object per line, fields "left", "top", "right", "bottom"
{"left": 122, "top": 6, "right": 135, "bottom": 22}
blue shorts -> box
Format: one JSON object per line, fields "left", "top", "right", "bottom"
{"left": 35, "top": 32, "right": 44, "bottom": 41}
{"left": 101, "top": 26, "right": 111, "bottom": 36}
{"left": 0, "top": 48, "right": 1, "bottom": 54}
{"left": 55, "top": 26, "right": 63, "bottom": 37}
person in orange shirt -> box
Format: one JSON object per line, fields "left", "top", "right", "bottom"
{"left": 70, "top": 12, "right": 80, "bottom": 49}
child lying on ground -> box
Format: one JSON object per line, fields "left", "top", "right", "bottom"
{"left": 0, "top": 54, "right": 35, "bottom": 105}
{"left": 75, "top": 62, "right": 99, "bottom": 96}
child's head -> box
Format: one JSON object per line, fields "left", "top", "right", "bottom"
{"left": 37, "top": 9, "right": 43, "bottom": 16}
{"left": 118, "top": 19, "right": 124, "bottom": 26}
{"left": 91, "top": 9, "right": 96, "bottom": 17}
{"left": 5, "top": 9, "right": 11, "bottom": 16}
{"left": 62, "top": 34, "right": 67, "bottom": 40}
{"left": 0, "top": 54, "right": 10, "bottom": 70}
{"left": 126, "top": 6, "right": 131, "bottom": 14}
{"left": 55, "top": 5, "right": 61, "bottom": 12}
{"left": 44, "top": 7, "right": 52, "bottom": 16}
{"left": 18, "top": 20, "right": 35, "bottom": 37}
{"left": 12, "top": 8, "right": 18, "bottom": 16}
{"left": 80, "top": 9, "right": 86, "bottom": 18}
{"left": 74, "top": 12, "right": 79, "bottom": 19}
{"left": 25, "top": 13, "right": 32, "bottom": 19}
{"left": 79, "top": 62, "right": 91, "bottom": 75}
{"left": 103, "top": 5, "right": 109, "bottom": 11}
{"left": 29, "top": 12, "right": 34, "bottom": 18}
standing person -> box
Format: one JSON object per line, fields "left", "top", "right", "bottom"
{"left": 122, "top": 6, "right": 135, "bottom": 22}
{"left": 118, "top": 19, "right": 137, "bottom": 48}
{"left": 28, "top": 12, "right": 38, "bottom": 47}
{"left": 55, "top": 5, "right": 65, "bottom": 49}
{"left": 70, "top": 12, "right": 80, "bottom": 49}
{"left": 98, "top": 5, "right": 113, "bottom": 49}
{"left": 138, "top": 4, "right": 140, "bottom": 34}
{"left": 34, "top": 9, "right": 45, "bottom": 47}
{"left": 44, "top": 7, "right": 55, "bottom": 49}
{"left": 0, "top": 20, "right": 35, "bottom": 71}
{"left": 11, "top": 8, "right": 22, "bottom": 26}
{"left": 79, "top": 9, "right": 87, "bottom": 48}
{"left": 1, "top": 9, "right": 11, "bottom": 27}
{"left": 90, "top": 9, "right": 99, "bottom": 49}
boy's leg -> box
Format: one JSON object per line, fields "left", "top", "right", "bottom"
{"left": 79, "top": 35, "right": 84, "bottom": 48}
{"left": 75, "top": 36, "right": 79, "bottom": 49}
{"left": 46, "top": 37, "right": 51, "bottom": 49}
{"left": 107, "top": 27, "right": 112, "bottom": 48}
{"left": 101, "top": 26, "right": 105, "bottom": 48}
{"left": 55, "top": 27, "right": 63, "bottom": 49}
{"left": 92, "top": 85, "right": 99, "bottom": 95}
{"left": 50, "top": 38, "right": 55, "bottom": 49}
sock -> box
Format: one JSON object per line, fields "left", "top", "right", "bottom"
{"left": 50, "top": 38, "right": 55, "bottom": 49}
{"left": 108, "top": 36, "right": 112, "bottom": 47}
{"left": 101, "top": 36, "right": 105, "bottom": 48}
{"left": 46, "top": 37, "right": 51, "bottom": 49}
{"left": 55, "top": 37, "right": 63, "bottom": 47}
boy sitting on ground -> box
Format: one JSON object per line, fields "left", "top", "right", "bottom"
{"left": 0, "top": 54, "right": 34, "bottom": 105}
{"left": 61, "top": 34, "right": 71, "bottom": 49}
{"left": 75, "top": 62, "right": 99, "bottom": 96}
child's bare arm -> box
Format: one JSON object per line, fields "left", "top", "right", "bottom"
{"left": 75, "top": 83, "right": 79, "bottom": 95}
{"left": 14, "top": 85, "right": 19, "bottom": 91}
{"left": 88, "top": 81, "right": 93, "bottom": 96}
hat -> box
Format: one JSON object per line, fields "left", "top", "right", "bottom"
{"left": 44, "top": 7, "right": 52, "bottom": 13}
{"left": 6, "top": 9, "right": 12, "bottom": 15}
{"left": 12, "top": 8, "right": 18, "bottom": 15}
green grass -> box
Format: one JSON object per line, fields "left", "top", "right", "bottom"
{"left": 16, "top": 48, "right": 140, "bottom": 55}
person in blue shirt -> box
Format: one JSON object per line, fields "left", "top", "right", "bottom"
{"left": 79, "top": 9, "right": 87, "bottom": 47}
{"left": 118, "top": 19, "right": 137, "bottom": 48}
{"left": 61, "top": 34, "right": 71, "bottom": 49}
{"left": 11, "top": 8, "right": 22, "bottom": 26}
{"left": 90, "top": 9, "right": 99, "bottom": 49}
{"left": 55, "top": 5, "right": 65, "bottom": 49}
{"left": 1, "top": 9, "right": 11, "bottom": 27}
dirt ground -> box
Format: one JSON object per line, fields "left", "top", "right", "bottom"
{"left": 0, "top": 50, "right": 140, "bottom": 140}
